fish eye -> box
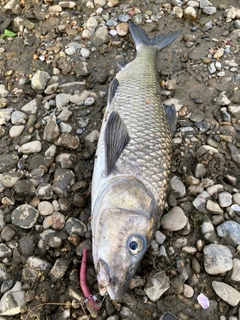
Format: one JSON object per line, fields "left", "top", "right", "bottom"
{"left": 128, "top": 235, "right": 145, "bottom": 255}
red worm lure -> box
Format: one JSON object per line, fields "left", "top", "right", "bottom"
{"left": 80, "top": 248, "right": 102, "bottom": 310}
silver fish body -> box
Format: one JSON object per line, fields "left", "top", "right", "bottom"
{"left": 91, "top": 22, "right": 179, "bottom": 301}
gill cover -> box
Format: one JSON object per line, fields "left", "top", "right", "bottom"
{"left": 92, "top": 177, "right": 159, "bottom": 301}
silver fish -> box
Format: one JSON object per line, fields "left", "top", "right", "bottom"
{"left": 91, "top": 22, "right": 179, "bottom": 301}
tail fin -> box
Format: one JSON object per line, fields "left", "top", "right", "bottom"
{"left": 128, "top": 21, "right": 180, "bottom": 51}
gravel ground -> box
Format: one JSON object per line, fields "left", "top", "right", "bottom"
{"left": 0, "top": 0, "right": 240, "bottom": 319}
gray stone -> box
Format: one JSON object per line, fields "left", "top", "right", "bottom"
{"left": 55, "top": 93, "right": 71, "bottom": 110}
{"left": 31, "top": 70, "right": 50, "bottom": 92}
{"left": 192, "top": 191, "right": 211, "bottom": 214}
{"left": 2, "top": 171, "right": 22, "bottom": 188}
{"left": 52, "top": 168, "right": 75, "bottom": 197}
{"left": 0, "top": 263, "right": 9, "bottom": 283}
{"left": 58, "top": 108, "right": 72, "bottom": 122}
{"left": 49, "top": 258, "right": 69, "bottom": 282}
{"left": 0, "top": 84, "right": 8, "bottom": 98}
{"left": 14, "top": 179, "right": 35, "bottom": 197}
{"left": 0, "top": 154, "right": 19, "bottom": 173}
{"left": 38, "top": 201, "right": 54, "bottom": 216}
{"left": 18, "top": 233, "right": 37, "bottom": 256}
{"left": 155, "top": 230, "right": 166, "bottom": 245}
{"left": 80, "top": 48, "right": 91, "bottom": 58}
{"left": 0, "top": 244, "right": 12, "bottom": 258}
{"left": 0, "top": 225, "right": 16, "bottom": 242}
{"left": 217, "top": 221, "right": 240, "bottom": 246}
{"left": 218, "top": 191, "right": 232, "bottom": 208}
{"left": 212, "top": 281, "right": 240, "bottom": 306}
{"left": 231, "top": 258, "right": 240, "bottom": 281}
{"left": 201, "top": 220, "right": 219, "bottom": 242}
{"left": 75, "top": 61, "right": 90, "bottom": 77}
{"left": 161, "top": 206, "right": 188, "bottom": 231}
{"left": 0, "top": 281, "right": 25, "bottom": 316}
{"left": 203, "top": 6, "right": 216, "bottom": 15}
{"left": 21, "top": 99, "right": 38, "bottom": 114}
{"left": 1, "top": 279, "right": 15, "bottom": 294}
{"left": 35, "top": 183, "right": 53, "bottom": 200}
{"left": 44, "top": 113, "right": 60, "bottom": 141}
{"left": 203, "top": 244, "right": 233, "bottom": 275}
{"left": 170, "top": 176, "right": 186, "bottom": 198}
{"left": 27, "top": 256, "right": 52, "bottom": 274}
{"left": 9, "top": 125, "right": 25, "bottom": 138}
{"left": 12, "top": 204, "right": 39, "bottom": 229}
{"left": 144, "top": 271, "right": 169, "bottom": 301}
{"left": 195, "top": 163, "right": 206, "bottom": 178}
{"left": 90, "top": 26, "right": 109, "bottom": 47}
{"left": 65, "top": 217, "right": 87, "bottom": 237}
{"left": 228, "top": 143, "right": 240, "bottom": 166}
{"left": 206, "top": 184, "right": 224, "bottom": 196}
{"left": 208, "top": 62, "right": 216, "bottom": 73}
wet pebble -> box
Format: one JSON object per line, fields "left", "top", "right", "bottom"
{"left": 65, "top": 217, "right": 87, "bottom": 237}
{"left": 0, "top": 282, "right": 25, "bottom": 316}
{"left": 216, "top": 221, "right": 240, "bottom": 246}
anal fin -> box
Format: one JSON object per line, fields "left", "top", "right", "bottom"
{"left": 105, "top": 110, "right": 130, "bottom": 175}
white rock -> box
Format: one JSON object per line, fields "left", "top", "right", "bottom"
{"left": 0, "top": 84, "right": 9, "bottom": 98}
{"left": 94, "top": 0, "right": 106, "bottom": 6}
{"left": 144, "top": 272, "right": 169, "bottom": 301}
{"left": 56, "top": 93, "right": 71, "bottom": 110}
{"left": 212, "top": 281, "right": 240, "bottom": 306}
{"left": 58, "top": 108, "right": 72, "bottom": 121}
{"left": 0, "top": 281, "right": 25, "bottom": 316}
{"left": 80, "top": 48, "right": 91, "bottom": 58}
{"left": 9, "top": 125, "right": 24, "bottom": 138}
{"left": 163, "top": 98, "right": 183, "bottom": 111}
{"left": 11, "top": 110, "right": 27, "bottom": 125}
{"left": 65, "top": 47, "right": 76, "bottom": 55}
{"left": 86, "top": 16, "right": 98, "bottom": 29}
{"left": 21, "top": 99, "right": 38, "bottom": 114}
{"left": 38, "top": 201, "right": 54, "bottom": 216}
{"left": 45, "top": 144, "right": 57, "bottom": 157}
{"left": 183, "top": 284, "right": 194, "bottom": 298}
{"left": 18, "top": 141, "right": 42, "bottom": 154}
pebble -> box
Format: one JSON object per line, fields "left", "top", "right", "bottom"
{"left": 2, "top": 171, "right": 22, "bottom": 188}
{"left": 203, "top": 244, "right": 233, "bottom": 275}
{"left": 208, "top": 62, "right": 216, "bottom": 73}
{"left": 44, "top": 212, "right": 65, "bottom": 230}
{"left": 43, "top": 113, "right": 60, "bottom": 141}
{"left": 9, "top": 125, "right": 24, "bottom": 138}
{"left": 0, "top": 243, "right": 12, "bottom": 258}
{"left": 230, "top": 258, "right": 240, "bottom": 282}
{"left": 56, "top": 93, "right": 71, "bottom": 110}
{"left": 49, "top": 258, "right": 69, "bottom": 282}
{"left": 170, "top": 176, "right": 186, "bottom": 198}
{"left": 38, "top": 201, "right": 54, "bottom": 216}
{"left": 0, "top": 108, "right": 13, "bottom": 125}
{"left": 0, "top": 84, "right": 9, "bottom": 98}
{"left": 35, "top": 183, "right": 53, "bottom": 200}
{"left": 86, "top": 16, "right": 98, "bottom": 29}
{"left": 203, "top": 6, "right": 216, "bottom": 15}
{"left": 161, "top": 206, "right": 188, "bottom": 231}
{"left": 52, "top": 168, "right": 75, "bottom": 197}
{"left": 18, "top": 141, "right": 42, "bottom": 154}
{"left": 206, "top": 200, "right": 224, "bottom": 214}
{"left": 144, "top": 271, "right": 169, "bottom": 301}
{"left": 218, "top": 191, "right": 232, "bottom": 207}
{"left": 216, "top": 221, "right": 240, "bottom": 246}
{"left": 116, "top": 23, "right": 128, "bottom": 36}
{"left": 184, "top": 7, "right": 197, "bottom": 20}
{"left": 21, "top": 99, "right": 38, "bottom": 114}
{"left": 11, "top": 110, "right": 27, "bottom": 125}
{"left": 192, "top": 191, "right": 211, "bottom": 214}
{"left": 183, "top": 284, "right": 194, "bottom": 298}
{"left": 12, "top": 204, "right": 39, "bottom": 229}
{"left": 31, "top": 70, "right": 50, "bottom": 92}
{"left": 201, "top": 220, "right": 219, "bottom": 242}
{"left": 212, "top": 281, "right": 240, "bottom": 306}
{"left": 65, "top": 217, "right": 87, "bottom": 237}
{"left": 0, "top": 281, "right": 25, "bottom": 316}
{"left": 81, "top": 48, "right": 91, "bottom": 58}
{"left": 54, "top": 133, "right": 79, "bottom": 149}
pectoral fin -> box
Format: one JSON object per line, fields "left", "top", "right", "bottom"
{"left": 107, "top": 78, "right": 119, "bottom": 106}
{"left": 164, "top": 104, "right": 177, "bottom": 136}
{"left": 105, "top": 110, "right": 130, "bottom": 175}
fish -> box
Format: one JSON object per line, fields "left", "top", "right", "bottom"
{"left": 91, "top": 21, "right": 179, "bottom": 301}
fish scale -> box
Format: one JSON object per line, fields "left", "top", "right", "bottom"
{"left": 110, "top": 46, "right": 172, "bottom": 207}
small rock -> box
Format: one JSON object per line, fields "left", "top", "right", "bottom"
{"left": 65, "top": 217, "right": 87, "bottom": 237}
{"left": 90, "top": 26, "right": 109, "bottom": 47}
{"left": 203, "top": 6, "right": 216, "bottom": 15}
{"left": 54, "top": 133, "right": 79, "bottom": 150}
{"left": 116, "top": 23, "right": 128, "bottom": 36}
{"left": 0, "top": 84, "right": 9, "bottom": 98}
{"left": 55, "top": 93, "right": 71, "bottom": 110}
{"left": 217, "top": 221, "right": 240, "bottom": 246}
{"left": 9, "top": 125, "right": 24, "bottom": 138}
{"left": 161, "top": 206, "right": 188, "bottom": 231}
{"left": 192, "top": 191, "right": 211, "bottom": 214}
{"left": 218, "top": 191, "right": 232, "bottom": 207}
{"left": 11, "top": 110, "right": 27, "bottom": 125}
{"left": 201, "top": 220, "right": 219, "bottom": 242}
{"left": 18, "top": 141, "right": 42, "bottom": 154}
{"left": 203, "top": 244, "right": 233, "bottom": 275}
{"left": 21, "top": 99, "right": 38, "bottom": 114}
{"left": 231, "top": 258, "right": 240, "bottom": 281}
{"left": 81, "top": 48, "right": 91, "bottom": 58}
{"left": 184, "top": 6, "right": 197, "bottom": 20}
{"left": 27, "top": 256, "right": 52, "bottom": 274}
{"left": 52, "top": 168, "right": 75, "bottom": 197}
{"left": 170, "top": 176, "right": 186, "bottom": 198}
{"left": 35, "top": 183, "right": 53, "bottom": 200}
{"left": 208, "top": 62, "right": 216, "bottom": 73}
{"left": 43, "top": 113, "right": 60, "bottom": 141}
{"left": 144, "top": 271, "right": 169, "bottom": 301}
{"left": 228, "top": 143, "right": 240, "bottom": 166}
{"left": 0, "top": 281, "right": 25, "bottom": 316}
{"left": 0, "top": 244, "right": 12, "bottom": 258}
{"left": 195, "top": 163, "right": 206, "bottom": 178}
{"left": 2, "top": 171, "right": 22, "bottom": 188}
{"left": 49, "top": 258, "right": 69, "bottom": 282}
{"left": 183, "top": 284, "right": 194, "bottom": 298}
{"left": 31, "top": 70, "right": 50, "bottom": 92}
{"left": 11, "top": 204, "right": 39, "bottom": 229}
{"left": 206, "top": 200, "right": 223, "bottom": 214}
{"left": 38, "top": 201, "right": 54, "bottom": 216}
{"left": 212, "top": 281, "right": 240, "bottom": 306}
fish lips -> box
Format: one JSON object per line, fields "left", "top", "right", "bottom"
{"left": 97, "top": 258, "right": 137, "bottom": 301}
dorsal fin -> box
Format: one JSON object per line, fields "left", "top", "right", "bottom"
{"left": 105, "top": 110, "right": 130, "bottom": 175}
{"left": 164, "top": 104, "right": 177, "bottom": 136}
{"left": 107, "top": 78, "right": 119, "bottom": 106}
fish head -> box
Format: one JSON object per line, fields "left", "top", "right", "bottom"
{"left": 92, "top": 177, "right": 159, "bottom": 301}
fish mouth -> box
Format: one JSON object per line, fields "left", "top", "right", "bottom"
{"left": 97, "top": 258, "right": 132, "bottom": 301}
